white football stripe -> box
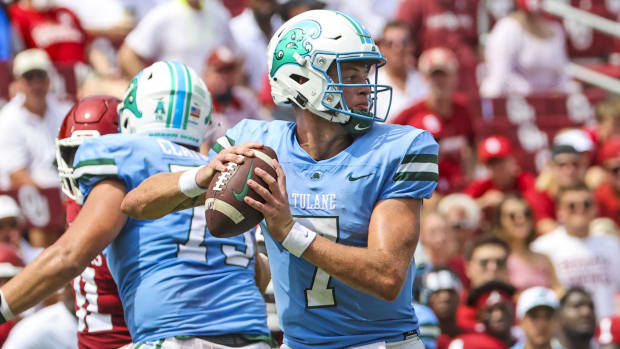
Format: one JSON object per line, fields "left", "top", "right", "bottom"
{"left": 396, "top": 162, "right": 438, "bottom": 174}
{"left": 205, "top": 198, "right": 245, "bottom": 224}
{"left": 216, "top": 136, "right": 232, "bottom": 149}
{"left": 253, "top": 150, "right": 275, "bottom": 170}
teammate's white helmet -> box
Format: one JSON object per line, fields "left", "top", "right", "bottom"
{"left": 118, "top": 61, "right": 214, "bottom": 148}
{"left": 267, "top": 10, "right": 392, "bottom": 134}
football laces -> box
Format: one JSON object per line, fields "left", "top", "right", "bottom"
{"left": 213, "top": 162, "right": 238, "bottom": 192}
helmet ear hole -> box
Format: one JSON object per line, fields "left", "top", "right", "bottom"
{"left": 123, "top": 117, "right": 129, "bottom": 131}
{"left": 290, "top": 74, "right": 309, "bottom": 85}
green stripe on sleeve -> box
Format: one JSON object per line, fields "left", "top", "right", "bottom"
{"left": 73, "top": 158, "right": 116, "bottom": 169}
{"left": 401, "top": 153, "right": 438, "bottom": 164}
{"left": 211, "top": 142, "right": 224, "bottom": 154}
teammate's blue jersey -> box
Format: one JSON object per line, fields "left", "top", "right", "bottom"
{"left": 210, "top": 120, "right": 438, "bottom": 348}
{"left": 74, "top": 134, "right": 270, "bottom": 342}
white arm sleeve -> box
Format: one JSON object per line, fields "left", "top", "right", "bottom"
{"left": 123, "top": 6, "right": 165, "bottom": 59}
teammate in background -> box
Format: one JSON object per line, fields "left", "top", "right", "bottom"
{"left": 55, "top": 96, "right": 131, "bottom": 349}
{"left": 0, "top": 62, "right": 273, "bottom": 348}
{"left": 122, "top": 10, "right": 438, "bottom": 348}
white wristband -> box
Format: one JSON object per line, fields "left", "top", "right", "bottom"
{"left": 282, "top": 222, "right": 317, "bottom": 258}
{"left": 0, "top": 290, "right": 14, "bottom": 321}
{"left": 178, "top": 165, "right": 207, "bottom": 198}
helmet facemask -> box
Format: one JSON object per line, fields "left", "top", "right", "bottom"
{"left": 55, "top": 130, "right": 101, "bottom": 204}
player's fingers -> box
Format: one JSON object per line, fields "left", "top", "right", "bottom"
{"left": 247, "top": 179, "right": 273, "bottom": 203}
{"left": 244, "top": 196, "right": 267, "bottom": 214}
{"left": 238, "top": 142, "right": 264, "bottom": 157}
{"left": 254, "top": 168, "right": 279, "bottom": 195}
{"left": 273, "top": 160, "right": 286, "bottom": 193}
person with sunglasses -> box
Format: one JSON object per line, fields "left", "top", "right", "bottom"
{"left": 456, "top": 235, "right": 510, "bottom": 333}
{"left": 0, "top": 49, "right": 72, "bottom": 191}
{"left": 532, "top": 183, "right": 620, "bottom": 319}
{"left": 494, "top": 195, "right": 561, "bottom": 293}
{"left": 595, "top": 136, "right": 620, "bottom": 227}
{"left": 375, "top": 20, "right": 428, "bottom": 122}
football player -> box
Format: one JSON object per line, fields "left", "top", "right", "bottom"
{"left": 122, "top": 10, "right": 438, "bottom": 349}
{"left": 0, "top": 62, "right": 273, "bottom": 348}
{"left": 56, "top": 95, "right": 132, "bottom": 349}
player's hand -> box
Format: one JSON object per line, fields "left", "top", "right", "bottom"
{"left": 197, "top": 142, "right": 263, "bottom": 187}
{"left": 244, "top": 159, "right": 295, "bottom": 242}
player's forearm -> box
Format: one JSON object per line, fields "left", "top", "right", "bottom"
{"left": 254, "top": 252, "right": 271, "bottom": 294}
{"left": 121, "top": 171, "right": 207, "bottom": 219}
{"left": 2, "top": 240, "right": 90, "bottom": 314}
{"left": 302, "top": 236, "right": 413, "bottom": 302}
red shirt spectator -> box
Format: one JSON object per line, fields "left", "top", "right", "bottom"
{"left": 395, "top": 0, "right": 479, "bottom": 93}
{"left": 595, "top": 137, "right": 620, "bottom": 227}
{"left": 395, "top": 98, "right": 473, "bottom": 193}
{"left": 9, "top": 2, "right": 88, "bottom": 66}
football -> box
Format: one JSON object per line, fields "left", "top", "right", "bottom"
{"left": 205, "top": 146, "right": 278, "bottom": 238}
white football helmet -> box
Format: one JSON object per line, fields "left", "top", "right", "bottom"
{"left": 118, "top": 61, "right": 214, "bottom": 148}
{"left": 267, "top": 10, "right": 392, "bottom": 134}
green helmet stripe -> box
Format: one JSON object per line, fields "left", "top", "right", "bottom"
{"left": 336, "top": 11, "right": 372, "bottom": 44}
{"left": 165, "top": 61, "right": 176, "bottom": 128}
{"left": 182, "top": 64, "right": 193, "bottom": 130}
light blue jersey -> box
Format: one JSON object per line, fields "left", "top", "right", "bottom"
{"left": 74, "top": 134, "right": 270, "bottom": 342}
{"left": 210, "top": 120, "right": 438, "bottom": 348}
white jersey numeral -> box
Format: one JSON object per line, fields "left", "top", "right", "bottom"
{"left": 171, "top": 164, "right": 209, "bottom": 261}
{"left": 171, "top": 164, "right": 254, "bottom": 266}
{"left": 73, "top": 262, "right": 113, "bottom": 333}
{"left": 295, "top": 216, "right": 339, "bottom": 308}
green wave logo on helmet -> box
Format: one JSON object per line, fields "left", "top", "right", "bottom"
{"left": 120, "top": 74, "right": 142, "bottom": 119}
{"left": 270, "top": 19, "right": 321, "bottom": 77}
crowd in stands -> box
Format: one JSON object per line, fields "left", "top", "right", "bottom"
{"left": 0, "top": 0, "right": 619, "bottom": 348}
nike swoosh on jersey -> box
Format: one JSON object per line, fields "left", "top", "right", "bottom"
{"left": 233, "top": 161, "right": 254, "bottom": 201}
{"left": 347, "top": 173, "right": 373, "bottom": 181}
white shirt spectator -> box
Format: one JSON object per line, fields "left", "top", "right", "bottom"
{"left": 374, "top": 68, "right": 428, "bottom": 123}
{"left": 0, "top": 93, "right": 71, "bottom": 189}
{"left": 124, "top": 0, "right": 236, "bottom": 74}
{"left": 3, "top": 302, "right": 78, "bottom": 349}
{"left": 531, "top": 226, "right": 620, "bottom": 319}
{"left": 230, "top": 8, "right": 283, "bottom": 92}
{"left": 480, "top": 16, "right": 572, "bottom": 98}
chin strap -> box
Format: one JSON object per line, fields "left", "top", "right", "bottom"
{"left": 341, "top": 110, "right": 374, "bottom": 135}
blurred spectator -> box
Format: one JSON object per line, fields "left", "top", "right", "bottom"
{"left": 9, "top": 0, "right": 89, "bottom": 67}
{"left": 458, "top": 235, "right": 510, "bottom": 333}
{"left": 595, "top": 137, "right": 620, "bottom": 226}
{"left": 420, "top": 211, "right": 466, "bottom": 286}
{"left": 597, "top": 316, "right": 620, "bottom": 349}
{"left": 118, "top": 0, "right": 236, "bottom": 77}
{"left": 480, "top": 0, "right": 573, "bottom": 98}
{"left": 395, "top": 0, "right": 479, "bottom": 93}
{"left": 423, "top": 267, "right": 464, "bottom": 349}
{"left": 279, "top": 0, "right": 325, "bottom": 20}
{"left": 557, "top": 287, "right": 597, "bottom": 349}
{"left": 465, "top": 135, "right": 544, "bottom": 217}
{"left": 534, "top": 131, "right": 594, "bottom": 234}
{"left": 326, "top": 0, "right": 398, "bottom": 38}
{"left": 117, "top": 0, "right": 168, "bottom": 22}
{"left": 0, "top": 195, "right": 41, "bottom": 264}
{"left": 0, "top": 243, "right": 24, "bottom": 348}
{"left": 494, "top": 196, "right": 560, "bottom": 293}
{"left": 437, "top": 193, "right": 481, "bottom": 256}
{"left": 596, "top": 94, "right": 620, "bottom": 145}
{"left": 512, "top": 286, "right": 560, "bottom": 349}
{"left": 230, "top": 0, "right": 282, "bottom": 91}
{"left": 414, "top": 302, "right": 440, "bottom": 349}
{"left": 393, "top": 47, "right": 473, "bottom": 194}
{"left": 450, "top": 281, "right": 517, "bottom": 349}
{"left": 0, "top": 2, "right": 11, "bottom": 61}
{"left": 0, "top": 49, "right": 71, "bottom": 189}
{"left": 375, "top": 21, "right": 427, "bottom": 122}
{"left": 2, "top": 283, "right": 77, "bottom": 349}
{"left": 200, "top": 46, "right": 272, "bottom": 151}
{"left": 532, "top": 184, "right": 620, "bottom": 319}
